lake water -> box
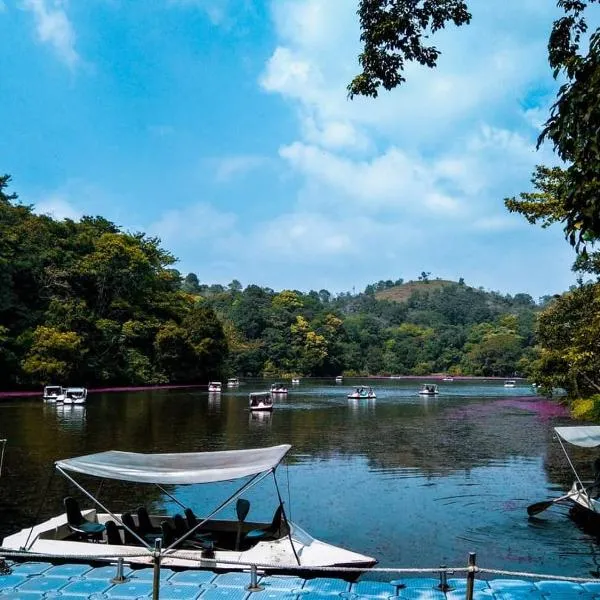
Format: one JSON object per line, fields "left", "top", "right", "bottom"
{"left": 0, "top": 379, "right": 598, "bottom": 579}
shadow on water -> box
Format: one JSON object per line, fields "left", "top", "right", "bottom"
{"left": 0, "top": 379, "right": 595, "bottom": 577}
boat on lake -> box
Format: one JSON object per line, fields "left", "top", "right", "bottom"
{"left": 208, "top": 381, "right": 222, "bottom": 393}
{"left": 43, "top": 385, "right": 65, "bottom": 402}
{"left": 347, "top": 387, "right": 376, "bottom": 400}
{"left": 335, "top": 375, "right": 343, "bottom": 383}
{"left": 270, "top": 382, "right": 288, "bottom": 394}
{"left": 2, "top": 444, "right": 376, "bottom": 576}
{"left": 504, "top": 379, "right": 516, "bottom": 388}
{"left": 249, "top": 392, "right": 273, "bottom": 412}
{"left": 442, "top": 376, "right": 454, "bottom": 382}
{"left": 63, "top": 387, "right": 87, "bottom": 404}
{"left": 418, "top": 384, "right": 439, "bottom": 396}
{"left": 226, "top": 378, "right": 239, "bottom": 388}
{"left": 527, "top": 427, "right": 600, "bottom": 533}
{"left": 291, "top": 377, "right": 300, "bottom": 385}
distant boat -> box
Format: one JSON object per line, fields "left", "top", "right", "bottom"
{"left": 442, "top": 376, "right": 454, "bottom": 382}
{"left": 418, "top": 383, "right": 439, "bottom": 396}
{"left": 227, "top": 378, "right": 239, "bottom": 388}
{"left": 335, "top": 376, "right": 343, "bottom": 383}
{"left": 208, "top": 381, "right": 222, "bottom": 392}
{"left": 249, "top": 392, "right": 273, "bottom": 412}
{"left": 504, "top": 379, "right": 516, "bottom": 388}
{"left": 270, "top": 383, "right": 288, "bottom": 394}
{"left": 63, "top": 387, "right": 87, "bottom": 405}
{"left": 291, "top": 378, "right": 300, "bottom": 385}
{"left": 347, "top": 387, "right": 376, "bottom": 400}
{"left": 43, "top": 385, "right": 65, "bottom": 402}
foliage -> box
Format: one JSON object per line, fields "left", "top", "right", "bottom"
{"left": 0, "top": 176, "right": 226, "bottom": 388}
{"left": 193, "top": 277, "right": 540, "bottom": 378}
{"left": 348, "top": 0, "right": 471, "bottom": 98}
{"left": 529, "top": 284, "right": 600, "bottom": 399}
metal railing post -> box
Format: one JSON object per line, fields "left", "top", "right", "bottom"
{"left": 110, "top": 557, "right": 127, "bottom": 584}
{"left": 437, "top": 565, "right": 453, "bottom": 592}
{"left": 465, "top": 552, "right": 476, "bottom": 600}
{"left": 152, "top": 538, "right": 161, "bottom": 600}
{"left": 246, "top": 564, "right": 264, "bottom": 592}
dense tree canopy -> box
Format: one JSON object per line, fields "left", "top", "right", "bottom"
{"left": 0, "top": 176, "right": 226, "bottom": 388}
{"left": 195, "top": 276, "right": 540, "bottom": 378}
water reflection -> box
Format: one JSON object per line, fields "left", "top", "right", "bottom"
{"left": 347, "top": 398, "right": 376, "bottom": 414}
{"left": 207, "top": 392, "right": 221, "bottom": 413}
{"left": 249, "top": 410, "right": 272, "bottom": 428}
{"left": 0, "top": 380, "right": 591, "bottom": 578}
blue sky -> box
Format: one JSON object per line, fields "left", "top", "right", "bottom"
{"left": 0, "top": 0, "right": 581, "bottom": 299}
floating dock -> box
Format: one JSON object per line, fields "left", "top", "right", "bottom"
{"left": 0, "top": 561, "right": 599, "bottom": 599}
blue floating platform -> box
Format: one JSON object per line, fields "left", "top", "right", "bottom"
{"left": 0, "top": 561, "right": 598, "bottom": 599}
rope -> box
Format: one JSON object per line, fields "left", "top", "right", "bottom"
{"left": 478, "top": 567, "right": 600, "bottom": 583}
{"left": 2, "top": 545, "right": 600, "bottom": 583}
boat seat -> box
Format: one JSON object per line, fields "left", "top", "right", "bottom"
{"left": 121, "top": 512, "right": 141, "bottom": 545}
{"left": 136, "top": 506, "right": 160, "bottom": 536}
{"left": 174, "top": 512, "right": 212, "bottom": 545}
{"left": 64, "top": 497, "right": 105, "bottom": 541}
{"left": 105, "top": 520, "right": 123, "bottom": 545}
{"left": 245, "top": 504, "right": 285, "bottom": 542}
{"left": 184, "top": 507, "right": 201, "bottom": 530}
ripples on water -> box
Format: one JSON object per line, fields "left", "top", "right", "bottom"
{"left": 1, "top": 379, "right": 598, "bottom": 578}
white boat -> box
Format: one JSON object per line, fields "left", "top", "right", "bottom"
{"left": 418, "top": 383, "right": 439, "bottom": 396}
{"left": 527, "top": 427, "right": 600, "bottom": 535}
{"left": 249, "top": 392, "right": 273, "bottom": 412}
{"left": 63, "top": 387, "right": 87, "bottom": 404}
{"left": 43, "top": 385, "right": 65, "bottom": 402}
{"left": 2, "top": 445, "right": 376, "bottom": 576}
{"left": 442, "top": 376, "right": 454, "bottom": 382}
{"left": 335, "top": 376, "right": 343, "bottom": 383}
{"left": 504, "top": 379, "right": 516, "bottom": 388}
{"left": 347, "top": 387, "right": 376, "bottom": 400}
{"left": 291, "top": 378, "right": 300, "bottom": 385}
{"left": 270, "top": 382, "right": 288, "bottom": 394}
{"left": 227, "top": 378, "right": 239, "bottom": 388}
{"left": 208, "top": 381, "right": 222, "bottom": 393}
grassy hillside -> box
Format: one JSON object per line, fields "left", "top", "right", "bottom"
{"left": 375, "top": 279, "right": 458, "bottom": 302}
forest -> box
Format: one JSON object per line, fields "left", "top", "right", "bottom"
{"left": 0, "top": 174, "right": 544, "bottom": 389}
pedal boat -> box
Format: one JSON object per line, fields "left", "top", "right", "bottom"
{"left": 2, "top": 444, "right": 376, "bottom": 577}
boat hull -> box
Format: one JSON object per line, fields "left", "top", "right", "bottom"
{"left": 2, "top": 511, "right": 375, "bottom": 580}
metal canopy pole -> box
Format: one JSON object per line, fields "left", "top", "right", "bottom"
{"left": 163, "top": 469, "right": 273, "bottom": 553}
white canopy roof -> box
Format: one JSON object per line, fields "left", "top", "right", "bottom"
{"left": 56, "top": 444, "right": 291, "bottom": 484}
{"left": 555, "top": 426, "right": 600, "bottom": 448}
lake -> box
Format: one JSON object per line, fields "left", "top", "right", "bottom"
{"left": 0, "top": 379, "right": 597, "bottom": 579}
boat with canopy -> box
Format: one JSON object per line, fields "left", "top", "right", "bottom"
{"left": 527, "top": 426, "right": 600, "bottom": 530}
{"left": 248, "top": 392, "right": 273, "bottom": 412}
{"left": 347, "top": 387, "right": 376, "bottom": 400}
{"left": 418, "top": 383, "right": 439, "bottom": 396}
{"left": 2, "top": 444, "right": 376, "bottom": 575}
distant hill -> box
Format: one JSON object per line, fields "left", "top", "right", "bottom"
{"left": 375, "top": 279, "right": 460, "bottom": 303}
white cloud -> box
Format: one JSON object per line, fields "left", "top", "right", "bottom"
{"left": 34, "top": 194, "right": 82, "bottom": 220}
{"left": 147, "top": 203, "right": 237, "bottom": 245}
{"left": 280, "top": 142, "right": 463, "bottom": 215}
{"left": 213, "top": 155, "right": 270, "bottom": 182}
{"left": 259, "top": 0, "right": 563, "bottom": 231}
{"left": 21, "top": 0, "right": 78, "bottom": 67}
